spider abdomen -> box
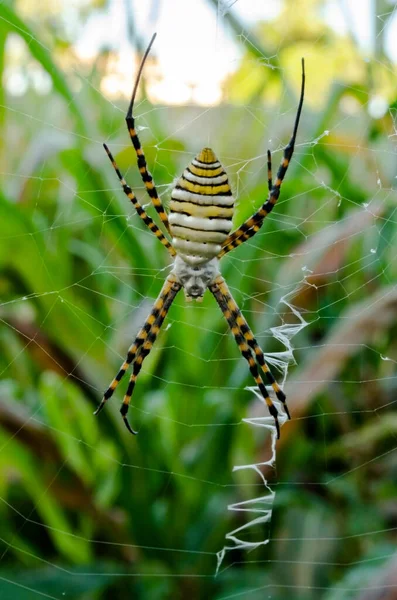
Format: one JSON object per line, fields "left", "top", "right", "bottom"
{"left": 169, "top": 148, "right": 234, "bottom": 265}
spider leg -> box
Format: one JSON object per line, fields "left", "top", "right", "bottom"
{"left": 103, "top": 144, "right": 176, "bottom": 257}
{"left": 120, "top": 276, "right": 181, "bottom": 433}
{"left": 214, "top": 277, "right": 290, "bottom": 420}
{"left": 267, "top": 149, "right": 272, "bottom": 192}
{"left": 125, "top": 33, "right": 171, "bottom": 234}
{"left": 219, "top": 58, "right": 305, "bottom": 258}
{"left": 209, "top": 276, "right": 281, "bottom": 438}
{"left": 94, "top": 274, "right": 181, "bottom": 432}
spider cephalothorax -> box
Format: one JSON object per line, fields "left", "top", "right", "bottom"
{"left": 172, "top": 255, "right": 219, "bottom": 302}
{"left": 95, "top": 33, "right": 305, "bottom": 439}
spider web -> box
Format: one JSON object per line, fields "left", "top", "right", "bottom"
{"left": 0, "top": 0, "right": 397, "bottom": 598}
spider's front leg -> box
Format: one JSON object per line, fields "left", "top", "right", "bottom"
{"left": 219, "top": 58, "right": 305, "bottom": 258}
{"left": 103, "top": 144, "right": 175, "bottom": 257}
{"left": 95, "top": 274, "right": 181, "bottom": 433}
{"left": 125, "top": 33, "right": 171, "bottom": 234}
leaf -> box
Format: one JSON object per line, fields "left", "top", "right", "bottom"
{"left": 0, "top": 3, "right": 87, "bottom": 136}
{"left": 275, "top": 200, "right": 385, "bottom": 305}
{"left": 0, "top": 429, "right": 92, "bottom": 563}
{"left": 0, "top": 564, "right": 119, "bottom": 600}
{"left": 284, "top": 285, "right": 397, "bottom": 439}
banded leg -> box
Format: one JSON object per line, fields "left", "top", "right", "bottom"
{"left": 209, "top": 277, "right": 281, "bottom": 438}
{"left": 120, "top": 303, "right": 166, "bottom": 434}
{"left": 120, "top": 280, "right": 181, "bottom": 434}
{"left": 104, "top": 144, "right": 175, "bottom": 257}
{"left": 94, "top": 274, "right": 181, "bottom": 429}
{"left": 125, "top": 33, "right": 171, "bottom": 234}
{"left": 215, "top": 277, "right": 290, "bottom": 420}
{"left": 219, "top": 58, "right": 305, "bottom": 258}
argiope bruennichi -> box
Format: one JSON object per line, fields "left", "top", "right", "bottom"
{"left": 95, "top": 34, "right": 305, "bottom": 439}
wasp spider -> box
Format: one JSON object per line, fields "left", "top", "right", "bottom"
{"left": 95, "top": 34, "right": 305, "bottom": 438}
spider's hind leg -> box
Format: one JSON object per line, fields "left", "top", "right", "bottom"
{"left": 95, "top": 275, "right": 181, "bottom": 433}
{"left": 119, "top": 323, "right": 161, "bottom": 434}
{"left": 214, "top": 276, "right": 290, "bottom": 421}
{"left": 209, "top": 276, "right": 284, "bottom": 439}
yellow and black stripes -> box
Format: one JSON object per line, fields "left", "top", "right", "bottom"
{"left": 124, "top": 33, "right": 171, "bottom": 234}
{"left": 125, "top": 122, "right": 171, "bottom": 234}
{"left": 210, "top": 276, "right": 281, "bottom": 438}
{"left": 169, "top": 148, "right": 235, "bottom": 265}
{"left": 103, "top": 144, "right": 176, "bottom": 257}
{"left": 120, "top": 299, "right": 166, "bottom": 433}
{"left": 219, "top": 156, "right": 290, "bottom": 256}
{"left": 219, "top": 58, "right": 305, "bottom": 258}
{"left": 94, "top": 274, "right": 181, "bottom": 433}
{"left": 97, "top": 36, "right": 303, "bottom": 441}
{"left": 215, "top": 277, "right": 290, "bottom": 420}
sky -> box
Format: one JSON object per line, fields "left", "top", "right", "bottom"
{"left": 6, "top": 0, "right": 397, "bottom": 105}
{"left": 71, "top": 0, "right": 395, "bottom": 105}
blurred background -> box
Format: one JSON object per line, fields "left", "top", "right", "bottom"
{"left": 0, "top": 0, "right": 396, "bottom": 598}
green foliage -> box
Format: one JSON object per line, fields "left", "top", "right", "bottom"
{"left": 0, "top": 1, "right": 396, "bottom": 598}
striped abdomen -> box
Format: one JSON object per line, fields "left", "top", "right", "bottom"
{"left": 169, "top": 148, "right": 234, "bottom": 265}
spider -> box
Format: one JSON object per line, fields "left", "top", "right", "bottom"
{"left": 95, "top": 33, "right": 305, "bottom": 439}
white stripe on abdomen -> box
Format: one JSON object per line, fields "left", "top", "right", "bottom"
{"left": 169, "top": 148, "right": 235, "bottom": 264}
